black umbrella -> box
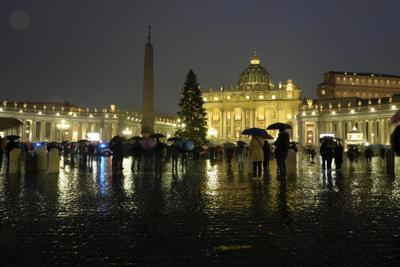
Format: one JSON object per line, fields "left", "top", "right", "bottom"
{"left": 47, "top": 142, "right": 60, "bottom": 151}
{"left": 266, "top": 122, "right": 292, "bottom": 130}
{"left": 167, "top": 137, "right": 181, "bottom": 142}
{"left": 236, "top": 140, "right": 248, "bottom": 147}
{"left": 5, "top": 135, "right": 20, "bottom": 141}
{"left": 150, "top": 133, "right": 165, "bottom": 139}
{"left": 110, "top": 135, "right": 122, "bottom": 144}
{"left": 77, "top": 139, "right": 90, "bottom": 144}
{"left": 130, "top": 136, "right": 143, "bottom": 141}
{"left": 242, "top": 127, "right": 267, "bottom": 136}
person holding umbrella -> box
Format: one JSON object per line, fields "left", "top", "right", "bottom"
{"left": 248, "top": 135, "right": 264, "bottom": 178}
{"left": 267, "top": 123, "right": 291, "bottom": 177}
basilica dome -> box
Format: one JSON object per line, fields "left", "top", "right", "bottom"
{"left": 237, "top": 51, "right": 274, "bottom": 90}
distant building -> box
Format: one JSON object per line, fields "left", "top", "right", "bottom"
{"left": 317, "top": 71, "right": 400, "bottom": 100}
{"left": 202, "top": 51, "right": 302, "bottom": 142}
{"left": 0, "top": 101, "right": 176, "bottom": 142}
{"left": 299, "top": 93, "right": 400, "bottom": 148}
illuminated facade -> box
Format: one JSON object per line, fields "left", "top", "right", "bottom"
{"left": 300, "top": 71, "right": 400, "bottom": 148}
{"left": 0, "top": 101, "right": 176, "bottom": 142}
{"left": 202, "top": 51, "right": 302, "bottom": 142}
{"left": 317, "top": 71, "right": 400, "bottom": 100}
{"left": 299, "top": 94, "right": 400, "bottom": 148}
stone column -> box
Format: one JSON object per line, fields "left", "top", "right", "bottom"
{"left": 222, "top": 110, "right": 226, "bottom": 138}
{"left": 250, "top": 109, "right": 254, "bottom": 128}
{"left": 219, "top": 109, "right": 223, "bottom": 139}
{"left": 230, "top": 109, "right": 234, "bottom": 139}
{"left": 50, "top": 122, "right": 55, "bottom": 141}
{"left": 40, "top": 121, "right": 45, "bottom": 141}
{"left": 31, "top": 120, "right": 36, "bottom": 142}
{"left": 241, "top": 109, "right": 245, "bottom": 131}
{"left": 338, "top": 121, "right": 343, "bottom": 140}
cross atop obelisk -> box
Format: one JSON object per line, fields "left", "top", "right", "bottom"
{"left": 141, "top": 25, "right": 155, "bottom": 137}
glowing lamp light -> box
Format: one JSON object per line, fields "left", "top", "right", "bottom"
{"left": 122, "top": 128, "right": 132, "bottom": 136}
{"left": 392, "top": 105, "right": 397, "bottom": 110}
{"left": 311, "top": 111, "right": 316, "bottom": 115}
{"left": 370, "top": 107, "right": 375, "bottom": 112}
{"left": 100, "top": 143, "right": 107, "bottom": 148}
{"left": 35, "top": 142, "right": 41, "bottom": 147}
{"left": 207, "top": 127, "right": 217, "bottom": 138}
{"left": 350, "top": 109, "right": 355, "bottom": 114}
{"left": 302, "top": 111, "right": 306, "bottom": 116}
{"left": 331, "top": 111, "right": 336, "bottom": 115}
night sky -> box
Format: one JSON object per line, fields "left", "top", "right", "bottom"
{"left": 1, "top": 0, "right": 400, "bottom": 116}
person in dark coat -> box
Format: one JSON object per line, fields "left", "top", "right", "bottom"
{"left": 154, "top": 140, "right": 165, "bottom": 172}
{"left": 87, "top": 143, "right": 95, "bottom": 167}
{"left": 110, "top": 141, "right": 123, "bottom": 171}
{"left": 262, "top": 140, "right": 271, "bottom": 174}
{"left": 274, "top": 129, "right": 290, "bottom": 177}
{"left": 170, "top": 142, "right": 180, "bottom": 171}
{"left": 320, "top": 139, "right": 335, "bottom": 171}
{"left": 364, "top": 146, "right": 373, "bottom": 161}
{"left": 0, "top": 136, "right": 3, "bottom": 171}
{"left": 334, "top": 142, "right": 344, "bottom": 169}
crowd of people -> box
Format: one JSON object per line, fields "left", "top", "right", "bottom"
{"left": 0, "top": 132, "right": 391, "bottom": 176}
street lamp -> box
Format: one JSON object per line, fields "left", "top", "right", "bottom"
{"left": 56, "top": 120, "right": 70, "bottom": 142}
{"left": 122, "top": 127, "right": 132, "bottom": 136}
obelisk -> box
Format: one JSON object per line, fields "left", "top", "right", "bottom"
{"left": 141, "top": 25, "right": 155, "bottom": 137}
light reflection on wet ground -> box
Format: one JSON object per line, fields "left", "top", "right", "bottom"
{"left": 1, "top": 154, "right": 400, "bottom": 265}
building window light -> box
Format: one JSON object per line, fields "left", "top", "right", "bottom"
{"left": 370, "top": 107, "right": 375, "bottom": 112}
{"left": 331, "top": 111, "right": 336, "bottom": 115}
{"left": 302, "top": 111, "right": 306, "bottom": 116}
{"left": 0, "top": 108, "right": 3, "bottom": 112}
{"left": 226, "top": 95, "right": 231, "bottom": 100}
{"left": 350, "top": 109, "right": 355, "bottom": 114}
{"left": 213, "top": 96, "right": 219, "bottom": 101}
{"left": 311, "top": 111, "right": 316, "bottom": 115}
{"left": 56, "top": 112, "right": 60, "bottom": 116}
{"left": 272, "top": 95, "right": 276, "bottom": 100}
{"left": 258, "top": 95, "right": 264, "bottom": 99}
{"left": 38, "top": 111, "right": 42, "bottom": 115}
{"left": 391, "top": 105, "right": 397, "bottom": 110}
{"left": 245, "top": 95, "right": 250, "bottom": 100}
{"left": 321, "top": 89, "right": 326, "bottom": 95}
{"left": 19, "top": 110, "right": 23, "bottom": 113}
{"left": 203, "top": 97, "right": 207, "bottom": 102}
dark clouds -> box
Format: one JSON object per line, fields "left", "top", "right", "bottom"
{"left": 1, "top": 0, "right": 400, "bottom": 115}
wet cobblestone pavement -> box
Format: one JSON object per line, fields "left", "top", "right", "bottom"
{"left": 1, "top": 155, "right": 400, "bottom": 266}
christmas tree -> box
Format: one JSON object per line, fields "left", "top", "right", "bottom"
{"left": 176, "top": 69, "right": 208, "bottom": 145}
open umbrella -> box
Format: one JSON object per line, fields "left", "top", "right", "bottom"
{"left": 0, "top": 118, "right": 22, "bottom": 131}
{"left": 223, "top": 142, "right": 235, "bottom": 149}
{"left": 5, "top": 135, "right": 20, "bottom": 141}
{"left": 267, "top": 122, "right": 292, "bottom": 130}
{"left": 77, "top": 139, "right": 90, "bottom": 144}
{"left": 140, "top": 138, "right": 157, "bottom": 150}
{"left": 242, "top": 127, "right": 267, "bottom": 136}
{"left": 150, "top": 133, "right": 165, "bottom": 139}
{"left": 167, "top": 137, "right": 181, "bottom": 142}
{"left": 130, "top": 136, "right": 143, "bottom": 141}
{"left": 236, "top": 140, "right": 248, "bottom": 147}
{"left": 178, "top": 140, "right": 194, "bottom": 152}
{"left": 262, "top": 132, "right": 274, "bottom": 139}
